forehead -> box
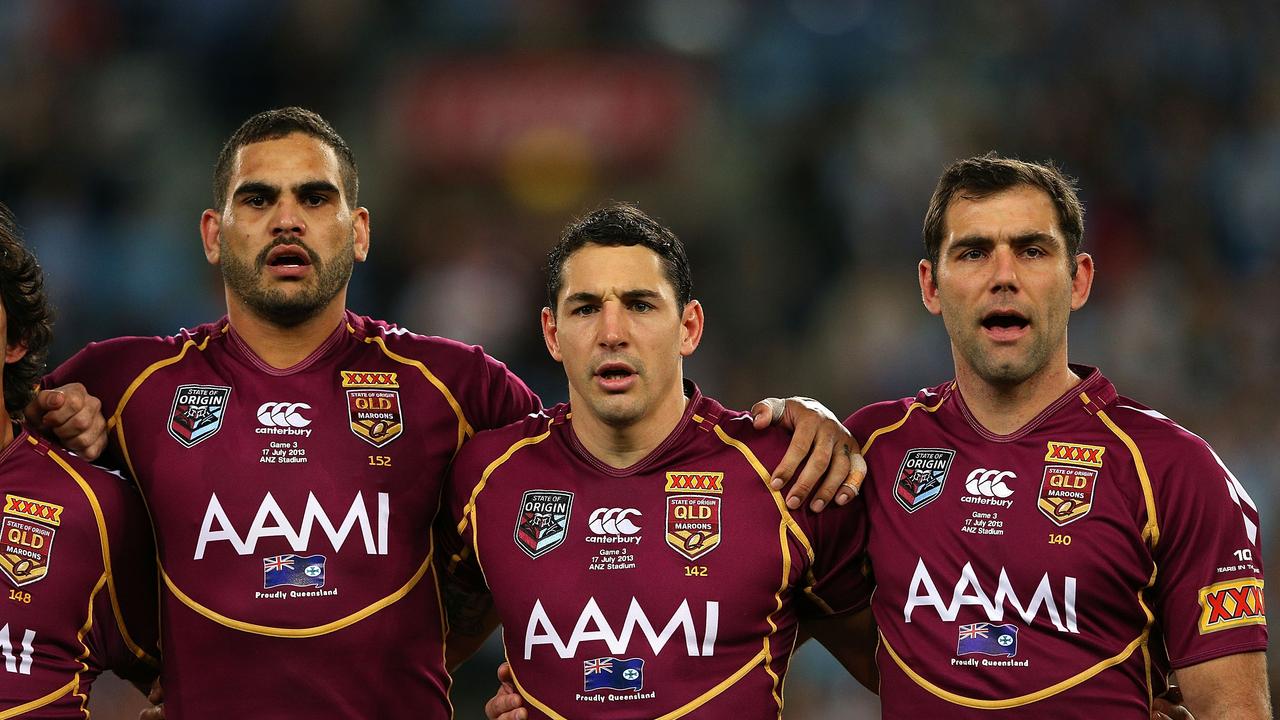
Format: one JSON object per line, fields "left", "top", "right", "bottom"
{"left": 559, "top": 244, "right": 672, "bottom": 296}
{"left": 941, "top": 184, "right": 1064, "bottom": 248}
{"left": 231, "top": 133, "right": 342, "bottom": 186}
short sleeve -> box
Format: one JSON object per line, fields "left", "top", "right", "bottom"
{"left": 440, "top": 442, "right": 490, "bottom": 593}
{"left": 796, "top": 496, "right": 873, "bottom": 619}
{"left": 1151, "top": 438, "right": 1267, "bottom": 668}
{"left": 466, "top": 347, "right": 542, "bottom": 433}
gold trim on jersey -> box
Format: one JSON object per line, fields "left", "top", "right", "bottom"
{"left": 455, "top": 428, "right": 554, "bottom": 538}
{"left": 1091, "top": 399, "right": 1160, "bottom": 547}
{"left": 39, "top": 438, "right": 158, "bottom": 667}
{"left": 354, "top": 327, "right": 475, "bottom": 453}
{"left": 0, "top": 678, "right": 80, "bottom": 719}
{"left": 108, "top": 335, "right": 212, "bottom": 433}
{"left": 858, "top": 392, "right": 948, "bottom": 456}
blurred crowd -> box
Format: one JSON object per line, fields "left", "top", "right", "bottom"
{"left": 1, "top": 0, "right": 1276, "bottom": 716}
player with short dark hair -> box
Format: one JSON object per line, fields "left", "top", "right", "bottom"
{"left": 449, "top": 203, "right": 877, "bottom": 719}
{"left": 35, "top": 109, "right": 864, "bottom": 718}
{"left": 853, "top": 154, "right": 1268, "bottom": 717}
{"left": 0, "top": 203, "right": 159, "bottom": 716}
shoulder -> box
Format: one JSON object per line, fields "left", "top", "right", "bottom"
{"left": 14, "top": 436, "right": 145, "bottom": 535}
{"left": 452, "top": 408, "right": 557, "bottom": 474}
{"left": 845, "top": 383, "right": 950, "bottom": 445}
{"left": 351, "top": 314, "right": 493, "bottom": 365}
{"left": 1100, "top": 398, "right": 1224, "bottom": 473}
{"left": 54, "top": 322, "right": 225, "bottom": 376}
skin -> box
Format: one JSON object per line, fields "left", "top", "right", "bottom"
{"left": 199, "top": 133, "right": 370, "bottom": 368}
{"left": 541, "top": 243, "right": 704, "bottom": 468}
{"left": 919, "top": 184, "right": 1094, "bottom": 435}
{"left": 1, "top": 297, "right": 28, "bottom": 449}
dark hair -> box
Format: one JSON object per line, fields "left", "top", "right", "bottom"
{"left": 546, "top": 203, "right": 694, "bottom": 312}
{"left": 0, "top": 204, "right": 53, "bottom": 414}
{"left": 922, "top": 153, "right": 1085, "bottom": 275}
{"left": 212, "top": 106, "right": 359, "bottom": 210}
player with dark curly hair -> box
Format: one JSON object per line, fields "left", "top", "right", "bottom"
{"left": 0, "top": 202, "right": 160, "bottom": 716}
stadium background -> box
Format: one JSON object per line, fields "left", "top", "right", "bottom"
{"left": 1, "top": 0, "right": 1276, "bottom": 716}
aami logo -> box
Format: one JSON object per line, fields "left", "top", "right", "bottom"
{"left": 903, "top": 558, "right": 1079, "bottom": 633}
{"left": 1045, "top": 441, "right": 1105, "bottom": 468}
{"left": 664, "top": 472, "right": 723, "bottom": 494}
{"left": 0, "top": 625, "right": 34, "bottom": 675}
{"left": 524, "top": 597, "right": 718, "bottom": 660}
{"left": 1198, "top": 578, "right": 1265, "bottom": 634}
{"left": 194, "top": 492, "right": 389, "bottom": 559}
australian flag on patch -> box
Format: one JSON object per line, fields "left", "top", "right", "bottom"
{"left": 957, "top": 622, "right": 1018, "bottom": 658}
{"left": 583, "top": 657, "right": 644, "bottom": 693}
{"left": 263, "top": 554, "right": 326, "bottom": 589}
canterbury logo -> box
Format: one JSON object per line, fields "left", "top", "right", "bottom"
{"left": 256, "top": 402, "right": 313, "bottom": 428}
{"left": 965, "top": 469, "right": 1015, "bottom": 498}
{"left": 4, "top": 496, "right": 63, "bottom": 526}
{"left": 1045, "top": 442, "right": 1105, "bottom": 468}
{"left": 664, "top": 472, "right": 724, "bottom": 494}
{"left": 340, "top": 371, "right": 399, "bottom": 388}
{"left": 588, "top": 508, "right": 642, "bottom": 535}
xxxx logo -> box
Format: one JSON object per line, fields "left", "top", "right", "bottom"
{"left": 5, "top": 496, "right": 63, "bottom": 526}
{"left": 1198, "top": 578, "right": 1265, "bottom": 634}
{"left": 1045, "top": 441, "right": 1105, "bottom": 468}
{"left": 340, "top": 371, "right": 399, "bottom": 388}
{"left": 664, "top": 472, "right": 724, "bottom": 494}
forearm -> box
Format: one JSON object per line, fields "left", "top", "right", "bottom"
{"left": 1176, "top": 651, "right": 1271, "bottom": 719}
{"left": 441, "top": 577, "right": 500, "bottom": 672}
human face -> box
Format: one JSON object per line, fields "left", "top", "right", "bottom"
{"left": 542, "top": 244, "right": 703, "bottom": 430}
{"left": 919, "top": 184, "right": 1093, "bottom": 387}
{"left": 200, "top": 133, "right": 369, "bottom": 327}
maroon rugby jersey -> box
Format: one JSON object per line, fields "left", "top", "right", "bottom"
{"left": 0, "top": 424, "right": 158, "bottom": 718}
{"left": 445, "top": 384, "right": 870, "bottom": 719}
{"left": 849, "top": 366, "right": 1267, "bottom": 718}
{"left": 45, "top": 311, "right": 539, "bottom": 718}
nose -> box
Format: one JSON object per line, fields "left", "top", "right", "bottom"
{"left": 989, "top": 245, "right": 1019, "bottom": 293}
{"left": 598, "top": 302, "right": 628, "bottom": 349}
{"left": 271, "top": 198, "right": 306, "bottom": 238}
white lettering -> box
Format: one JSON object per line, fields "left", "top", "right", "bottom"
{"left": 904, "top": 558, "right": 1078, "bottom": 633}
{"left": 524, "top": 597, "right": 718, "bottom": 659}
{"left": 0, "top": 625, "right": 35, "bottom": 675}
{"left": 195, "top": 492, "right": 390, "bottom": 558}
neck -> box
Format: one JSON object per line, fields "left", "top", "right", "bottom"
{"left": 0, "top": 408, "right": 13, "bottom": 451}
{"left": 953, "top": 353, "right": 1081, "bottom": 436}
{"left": 570, "top": 386, "right": 690, "bottom": 469}
{"left": 225, "top": 292, "right": 347, "bottom": 369}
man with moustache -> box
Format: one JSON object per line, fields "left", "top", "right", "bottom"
{"left": 34, "top": 108, "right": 862, "bottom": 718}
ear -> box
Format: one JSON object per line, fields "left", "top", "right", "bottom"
{"left": 678, "top": 300, "right": 704, "bottom": 357}
{"left": 1070, "top": 252, "right": 1094, "bottom": 311}
{"left": 4, "top": 341, "right": 28, "bottom": 365}
{"left": 352, "top": 207, "right": 371, "bottom": 262}
{"left": 200, "top": 209, "right": 222, "bottom": 264}
{"left": 919, "top": 260, "right": 942, "bottom": 316}
{"left": 541, "top": 307, "right": 563, "bottom": 363}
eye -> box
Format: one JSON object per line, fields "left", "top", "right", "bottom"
{"left": 959, "top": 248, "right": 985, "bottom": 261}
{"left": 630, "top": 301, "right": 654, "bottom": 313}
{"left": 570, "top": 305, "right": 598, "bottom": 316}
{"left": 1023, "top": 246, "right": 1046, "bottom": 258}
{"left": 303, "top": 194, "right": 328, "bottom": 207}
{"left": 245, "top": 195, "right": 268, "bottom": 209}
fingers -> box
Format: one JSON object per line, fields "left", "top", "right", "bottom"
{"left": 147, "top": 678, "right": 164, "bottom": 705}
{"left": 769, "top": 419, "right": 817, "bottom": 506}
{"left": 750, "top": 398, "right": 784, "bottom": 430}
{"left": 486, "top": 664, "right": 526, "bottom": 720}
{"left": 138, "top": 705, "right": 165, "bottom": 720}
{"left": 497, "top": 661, "right": 514, "bottom": 683}
{"left": 836, "top": 451, "right": 867, "bottom": 506}
{"left": 787, "top": 423, "right": 839, "bottom": 511}
{"left": 25, "top": 385, "right": 108, "bottom": 460}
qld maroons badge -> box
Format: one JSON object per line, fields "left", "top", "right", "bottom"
{"left": 664, "top": 471, "right": 723, "bottom": 560}
{"left": 168, "top": 384, "right": 232, "bottom": 448}
{"left": 0, "top": 494, "right": 64, "bottom": 587}
{"left": 1038, "top": 466, "right": 1098, "bottom": 526}
{"left": 341, "top": 371, "right": 403, "bottom": 447}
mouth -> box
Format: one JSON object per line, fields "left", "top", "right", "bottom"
{"left": 266, "top": 244, "right": 313, "bottom": 268}
{"left": 593, "top": 361, "right": 638, "bottom": 391}
{"left": 980, "top": 309, "right": 1030, "bottom": 341}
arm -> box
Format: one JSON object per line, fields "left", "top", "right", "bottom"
{"left": 484, "top": 662, "right": 528, "bottom": 720}
{"left": 440, "top": 569, "right": 501, "bottom": 671}
{"left": 1174, "top": 651, "right": 1269, "bottom": 719}
{"left": 802, "top": 606, "right": 879, "bottom": 693}
{"left": 750, "top": 397, "right": 866, "bottom": 511}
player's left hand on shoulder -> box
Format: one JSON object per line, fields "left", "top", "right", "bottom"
{"left": 751, "top": 396, "right": 866, "bottom": 512}
{"left": 1151, "top": 684, "right": 1193, "bottom": 720}
{"left": 23, "top": 384, "right": 108, "bottom": 460}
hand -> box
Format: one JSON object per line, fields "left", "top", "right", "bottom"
{"left": 138, "top": 678, "right": 164, "bottom": 720}
{"left": 22, "top": 384, "right": 107, "bottom": 460}
{"left": 1152, "top": 684, "right": 1193, "bottom": 720}
{"left": 485, "top": 662, "right": 526, "bottom": 720}
{"left": 751, "top": 397, "right": 866, "bottom": 512}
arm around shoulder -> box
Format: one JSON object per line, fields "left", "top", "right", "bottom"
{"left": 1175, "top": 651, "right": 1270, "bottom": 719}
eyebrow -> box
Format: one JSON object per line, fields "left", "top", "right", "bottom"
{"left": 563, "top": 288, "right": 664, "bottom": 305}
{"left": 949, "top": 231, "right": 1060, "bottom": 251}
{"left": 232, "top": 179, "right": 341, "bottom": 200}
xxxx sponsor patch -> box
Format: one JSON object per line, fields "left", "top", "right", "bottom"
{"left": 0, "top": 495, "right": 63, "bottom": 587}
{"left": 664, "top": 471, "right": 723, "bottom": 494}
{"left": 1198, "top": 578, "right": 1265, "bottom": 634}
{"left": 1044, "top": 441, "right": 1105, "bottom": 468}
